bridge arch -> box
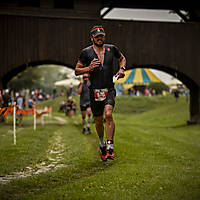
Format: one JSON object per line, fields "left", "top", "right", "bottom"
{"left": 2, "top": 60, "right": 75, "bottom": 88}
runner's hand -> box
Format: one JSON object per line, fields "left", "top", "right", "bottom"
{"left": 116, "top": 68, "right": 125, "bottom": 79}
{"left": 89, "top": 58, "right": 101, "bottom": 71}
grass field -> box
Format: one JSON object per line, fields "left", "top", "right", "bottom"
{"left": 0, "top": 95, "right": 200, "bottom": 200}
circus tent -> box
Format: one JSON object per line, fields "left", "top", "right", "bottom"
{"left": 115, "top": 68, "right": 162, "bottom": 90}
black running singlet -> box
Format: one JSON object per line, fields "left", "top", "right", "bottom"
{"left": 78, "top": 44, "right": 121, "bottom": 89}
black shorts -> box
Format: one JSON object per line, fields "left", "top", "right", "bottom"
{"left": 80, "top": 104, "right": 90, "bottom": 111}
{"left": 90, "top": 88, "right": 116, "bottom": 117}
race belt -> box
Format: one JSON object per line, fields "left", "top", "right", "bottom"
{"left": 94, "top": 88, "right": 108, "bottom": 101}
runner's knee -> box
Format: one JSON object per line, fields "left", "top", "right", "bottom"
{"left": 105, "top": 110, "right": 113, "bottom": 121}
{"left": 95, "top": 116, "right": 103, "bottom": 125}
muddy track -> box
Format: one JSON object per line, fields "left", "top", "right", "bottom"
{"left": 0, "top": 117, "right": 68, "bottom": 184}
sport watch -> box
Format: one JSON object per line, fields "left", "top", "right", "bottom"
{"left": 120, "top": 66, "right": 126, "bottom": 71}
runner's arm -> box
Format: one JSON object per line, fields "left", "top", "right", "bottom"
{"left": 116, "top": 53, "right": 126, "bottom": 78}
{"left": 75, "top": 61, "right": 90, "bottom": 76}
{"left": 75, "top": 59, "right": 100, "bottom": 76}
{"left": 118, "top": 53, "right": 126, "bottom": 69}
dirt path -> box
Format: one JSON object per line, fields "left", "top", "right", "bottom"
{"left": 53, "top": 116, "right": 68, "bottom": 125}
{"left": 0, "top": 117, "right": 68, "bottom": 184}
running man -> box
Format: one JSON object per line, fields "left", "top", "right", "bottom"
{"left": 78, "top": 73, "right": 92, "bottom": 134}
{"left": 75, "top": 25, "right": 126, "bottom": 161}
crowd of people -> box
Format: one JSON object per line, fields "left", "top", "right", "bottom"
{"left": 126, "top": 86, "right": 189, "bottom": 102}
{"left": 0, "top": 89, "right": 51, "bottom": 108}
{"left": 0, "top": 89, "right": 52, "bottom": 125}
{"left": 128, "top": 87, "right": 156, "bottom": 96}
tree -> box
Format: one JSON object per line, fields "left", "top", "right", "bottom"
{"left": 148, "top": 82, "right": 169, "bottom": 95}
{"left": 8, "top": 65, "right": 72, "bottom": 94}
{"left": 8, "top": 67, "right": 42, "bottom": 92}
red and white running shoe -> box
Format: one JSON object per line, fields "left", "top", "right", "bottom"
{"left": 100, "top": 146, "right": 107, "bottom": 162}
{"left": 106, "top": 149, "right": 114, "bottom": 160}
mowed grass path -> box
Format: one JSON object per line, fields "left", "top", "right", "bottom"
{"left": 0, "top": 95, "right": 200, "bottom": 200}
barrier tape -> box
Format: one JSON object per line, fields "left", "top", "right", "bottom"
{"left": 0, "top": 106, "right": 52, "bottom": 118}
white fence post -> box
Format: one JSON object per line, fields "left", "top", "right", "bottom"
{"left": 33, "top": 104, "right": 36, "bottom": 131}
{"left": 13, "top": 103, "right": 16, "bottom": 145}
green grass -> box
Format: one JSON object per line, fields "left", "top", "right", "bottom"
{"left": 0, "top": 95, "right": 200, "bottom": 200}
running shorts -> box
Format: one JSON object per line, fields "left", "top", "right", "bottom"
{"left": 80, "top": 103, "right": 90, "bottom": 111}
{"left": 90, "top": 87, "right": 116, "bottom": 117}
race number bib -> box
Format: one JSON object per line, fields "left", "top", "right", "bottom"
{"left": 94, "top": 89, "right": 108, "bottom": 101}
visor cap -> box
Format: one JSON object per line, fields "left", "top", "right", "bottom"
{"left": 90, "top": 25, "right": 105, "bottom": 37}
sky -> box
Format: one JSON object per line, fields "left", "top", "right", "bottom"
{"left": 101, "top": 8, "right": 182, "bottom": 84}
{"left": 101, "top": 8, "right": 182, "bottom": 22}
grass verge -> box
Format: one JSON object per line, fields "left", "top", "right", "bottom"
{"left": 0, "top": 95, "right": 199, "bottom": 200}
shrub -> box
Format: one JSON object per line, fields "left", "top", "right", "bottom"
{"left": 148, "top": 82, "right": 169, "bottom": 94}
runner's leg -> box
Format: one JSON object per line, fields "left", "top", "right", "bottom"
{"left": 81, "top": 110, "right": 86, "bottom": 133}
{"left": 104, "top": 104, "right": 115, "bottom": 140}
{"left": 86, "top": 107, "right": 92, "bottom": 133}
{"left": 104, "top": 104, "right": 115, "bottom": 159}
{"left": 95, "top": 115, "right": 107, "bottom": 161}
{"left": 95, "top": 115, "right": 104, "bottom": 137}
{"left": 90, "top": 93, "right": 107, "bottom": 160}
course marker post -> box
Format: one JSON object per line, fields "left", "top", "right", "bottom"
{"left": 13, "top": 103, "right": 16, "bottom": 145}
{"left": 33, "top": 104, "right": 36, "bottom": 131}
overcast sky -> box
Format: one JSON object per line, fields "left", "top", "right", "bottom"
{"left": 101, "top": 8, "right": 181, "bottom": 22}
{"left": 101, "top": 8, "right": 181, "bottom": 83}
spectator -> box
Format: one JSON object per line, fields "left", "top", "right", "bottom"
{"left": 144, "top": 88, "right": 149, "bottom": 96}
{"left": 66, "top": 96, "right": 76, "bottom": 117}
{"left": 2, "top": 89, "right": 11, "bottom": 108}
{"left": 28, "top": 97, "right": 33, "bottom": 108}
{"left": 128, "top": 88, "right": 134, "bottom": 96}
{"left": 174, "top": 89, "right": 179, "bottom": 103}
{"left": 185, "top": 89, "right": 189, "bottom": 103}
{"left": 53, "top": 87, "right": 57, "bottom": 99}
{"left": 59, "top": 101, "right": 66, "bottom": 112}
{"left": 16, "top": 93, "right": 24, "bottom": 126}
{"left": 1, "top": 89, "right": 11, "bottom": 123}
{"left": 66, "top": 86, "right": 73, "bottom": 97}
{"left": 60, "top": 88, "right": 65, "bottom": 96}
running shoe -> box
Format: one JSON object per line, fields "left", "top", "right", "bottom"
{"left": 100, "top": 146, "right": 107, "bottom": 161}
{"left": 106, "top": 148, "right": 114, "bottom": 160}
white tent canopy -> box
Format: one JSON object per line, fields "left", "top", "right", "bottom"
{"left": 54, "top": 78, "right": 80, "bottom": 87}
{"left": 167, "top": 78, "right": 182, "bottom": 86}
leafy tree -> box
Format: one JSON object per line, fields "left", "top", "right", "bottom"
{"left": 8, "top": 67, "right": 42, "bottom": 92}
{"left": 148, "top": 82, "right": 169, "bottom": 94}
{"left": 8, "top": 65, "right": 72, "bottom": 94}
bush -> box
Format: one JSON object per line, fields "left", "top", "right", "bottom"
{"left": 148, "top": 82, "right": 169, "bottom": 94}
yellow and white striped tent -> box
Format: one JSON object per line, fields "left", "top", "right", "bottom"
{"left": 115, "top": 68, "right": 161, "bottom": 90}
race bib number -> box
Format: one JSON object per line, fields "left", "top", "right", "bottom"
{"left": 94, "top": 89, "right": 108, "bottom": 101}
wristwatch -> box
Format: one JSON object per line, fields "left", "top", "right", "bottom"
{"left": 120, "top": 66, "right": 126, "bottom": 71}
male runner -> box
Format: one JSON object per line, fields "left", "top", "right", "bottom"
{"left": 78, "top": 73, "right": 92, "bottom": 134}
{"left": 75, "top": 25, "right": 126, "bottom": 161}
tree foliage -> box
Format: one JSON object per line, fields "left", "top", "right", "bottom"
{"left": 8, "top": 67, "right": 41, "bottom": 91}
{"left": 148, "top": 82, "right": 169, "bottom": 94}
{"left": 8, "top": 65, "right": 70, "bottom": 94}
